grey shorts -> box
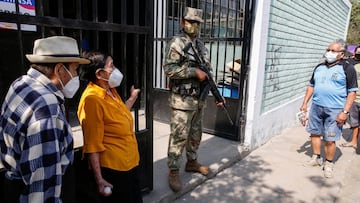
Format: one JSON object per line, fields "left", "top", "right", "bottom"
{"left": 348, "top": 102, "right": 360, "bottom": 128}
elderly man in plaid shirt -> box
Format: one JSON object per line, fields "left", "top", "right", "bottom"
{"left": 0, "top": 36, "right": 89, "bottom": 202}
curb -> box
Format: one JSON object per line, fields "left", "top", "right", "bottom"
{"left": 154, "top": 149, "right": 251, "bottom": 203}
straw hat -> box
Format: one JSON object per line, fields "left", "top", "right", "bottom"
{"left": 26, "top": 36, "right": 90, "bottom": 64}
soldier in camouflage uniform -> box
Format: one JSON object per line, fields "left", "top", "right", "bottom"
{"left": 163, "top": 7, "right": 224, "bottom": 192}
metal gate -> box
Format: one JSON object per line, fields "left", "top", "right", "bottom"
{"left": 153, "top": 0, "right": 255, "bottom": 141}
{"left": 0, "top": 0, "right": 154, "bottom": 199}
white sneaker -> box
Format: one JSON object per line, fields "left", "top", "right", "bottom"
{"left": 323, "top": 161, "right": 334, "bottom": 178}
{"left": 303, "top": 155, "right": 323, "bottom": 167}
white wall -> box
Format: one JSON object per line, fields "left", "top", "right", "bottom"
{"left": 153, "top": 0, "right": 167, "bottom": 89}
{"left": 244, "top": 0, "right": 272, "bottom": 148}
{"left": 244, "top": 0, "right": 352, "bottom": 149}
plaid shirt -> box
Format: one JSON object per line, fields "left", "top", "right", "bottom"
{"left": 0, "top": 68, "right": 74, "bottom": 203}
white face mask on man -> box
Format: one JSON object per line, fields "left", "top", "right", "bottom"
{"left": 101, "top": 67, "right": 124, "bottom": 88}
{"left": 324, "top": 51, "right": 339, "bottom": 63}
{"left": 58, "top": 65, "right": 80, "bottom": 98}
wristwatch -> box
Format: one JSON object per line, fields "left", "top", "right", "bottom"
{"left": 342, "top": 110, "right": 349, "bottom": 114}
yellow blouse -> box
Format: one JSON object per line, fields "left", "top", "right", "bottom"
{"left": 77, "top": 82, "right": 140, "bottom": 171}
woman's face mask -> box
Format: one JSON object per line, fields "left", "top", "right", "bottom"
{"left": 58, "top": 65, "right": 80, "bottom": 98}
{"left": 101, "top": 67, "right": 123, "bottom": 88}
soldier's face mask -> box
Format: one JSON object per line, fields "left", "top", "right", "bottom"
{"left": 184, "top": 21, "right": 201, "bottom": 36}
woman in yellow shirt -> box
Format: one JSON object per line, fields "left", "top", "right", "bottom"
{"left": 77, "top": 51, "right": 142, "bottom": 203}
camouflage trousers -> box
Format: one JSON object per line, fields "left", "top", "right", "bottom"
{"left": 167, "top": 107, "right": 204, "bottom": 171}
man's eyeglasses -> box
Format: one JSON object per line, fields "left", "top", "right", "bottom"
{"left": 326, "top": 49, "right": 343, "bottom": 53}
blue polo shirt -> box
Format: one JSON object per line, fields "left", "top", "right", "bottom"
{"left": 309, "top": 60, "right": 358, "bottom": 108}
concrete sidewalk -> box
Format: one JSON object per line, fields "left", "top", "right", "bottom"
{"left": 142, "top": 121, "right": 250, "bottom": 203}
{"left": 143, "top": 122, "right": 360, "bottom": 203}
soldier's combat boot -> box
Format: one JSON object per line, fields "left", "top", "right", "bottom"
{"left": 169, "top": 170, "right": 182, "bottom": 192}
{"left": 185, "top": 160, "right": 210, "bottom": 176}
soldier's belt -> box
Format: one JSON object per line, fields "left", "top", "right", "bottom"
{"left": 171, "top": 83, "right": 200, "bottom": 97}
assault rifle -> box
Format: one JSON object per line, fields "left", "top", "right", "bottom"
{"left": 183, "top": 42, "right": 234, "bottom": 125}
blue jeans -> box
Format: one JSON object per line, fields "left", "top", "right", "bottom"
{"left": 306, "top": 103, "right": 342, "bottom": 142}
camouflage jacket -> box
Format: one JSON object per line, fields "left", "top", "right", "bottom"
{"left": 163, "top": 33, "right": 210, "bottom": 110}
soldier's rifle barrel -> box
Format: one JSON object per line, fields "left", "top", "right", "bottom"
{"left": 183, "top": 42, "right": 234, "bottom": 126}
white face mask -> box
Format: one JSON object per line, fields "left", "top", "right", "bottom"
{"left": 324, "top": 51, "right": 339, "bottom": 63}
{"left": 101, "top": 68, "right": 123, "bottom": 88}
{"left": 58, "top": 65, "right": 80, "bottom": 98}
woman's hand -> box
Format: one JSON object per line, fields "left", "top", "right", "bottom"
{"left": 97, "top": 178, "right": 113, "bottom": 197}
{"left": 130, "top": 85, "right": 140, "bottom": 99}
{"left": 126, "top": 85, "right": 141, "bottom": 109}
